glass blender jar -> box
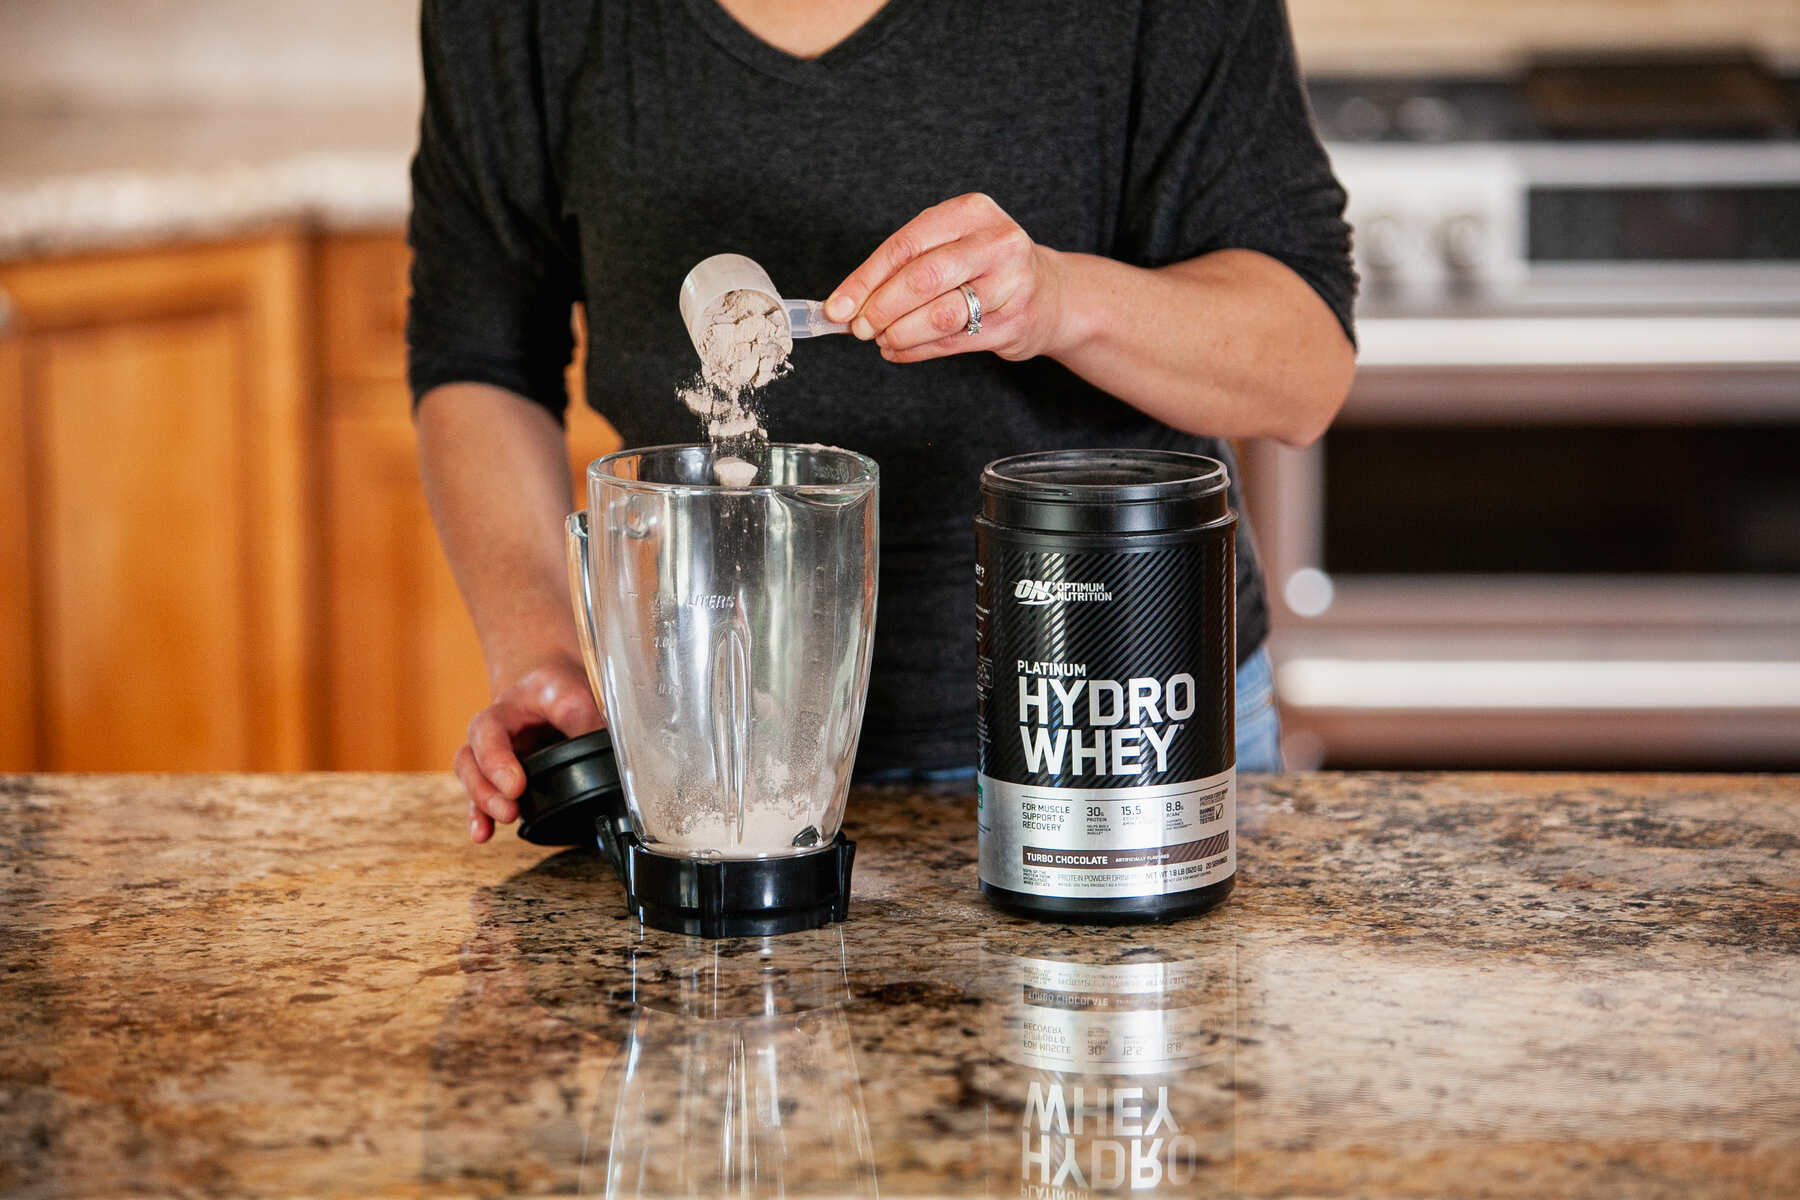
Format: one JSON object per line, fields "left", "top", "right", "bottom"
{"left": 564, "top": 443, "right": 877, "bottom": 936}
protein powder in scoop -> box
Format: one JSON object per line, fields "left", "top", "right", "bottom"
{"left": 975, "top": 449, "right": 1237, "bottom": 923}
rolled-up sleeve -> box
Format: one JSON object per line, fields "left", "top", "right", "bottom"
{"left": 406, "top": 0, "right": 582, "bottom": 420}
{"left": 1119, "top": 0, "right": 1357, "bottom": 346}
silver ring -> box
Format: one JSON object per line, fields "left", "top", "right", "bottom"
{"left": 959, "top": 283, "right": 982, "bottom": 336}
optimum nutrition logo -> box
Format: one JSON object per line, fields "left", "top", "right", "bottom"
{"left": 1013, "top": 579, "right": 1114, "bottom": 606}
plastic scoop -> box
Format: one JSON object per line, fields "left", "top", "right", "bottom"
{"left": 678, "top": 253, "right": 849, "bottom": 353}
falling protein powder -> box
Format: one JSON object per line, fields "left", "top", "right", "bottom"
{"left": 678, "top": 288, "right": 793, "bottom": 485}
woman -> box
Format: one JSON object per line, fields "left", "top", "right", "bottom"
{"left": 407, "top": 0, "right": 1357, "bottom": 842}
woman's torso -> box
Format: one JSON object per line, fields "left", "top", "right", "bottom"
{"left": 553, "top": 0, "right": 1271, "bottom": 770}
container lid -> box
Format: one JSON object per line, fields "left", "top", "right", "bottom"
{"left": 517, "top": 729, "right": 626, "bottom": 849}
{"left": 980, "top": 448, "right": 1231, "bottom": 534}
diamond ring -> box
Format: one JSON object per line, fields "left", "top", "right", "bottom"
{"left": 959, "top": 284, "right": 982, "bottom": 336}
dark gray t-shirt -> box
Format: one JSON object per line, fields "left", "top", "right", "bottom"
{"left": 407, "top": 0, "right": 1355, "bottom": 773}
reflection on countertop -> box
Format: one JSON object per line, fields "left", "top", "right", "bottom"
{"left": 464, "top": 878, "right": 881, "bottom": 1198}
{"left": 1, "top": 772, "right": 1797, "bottom": 1196}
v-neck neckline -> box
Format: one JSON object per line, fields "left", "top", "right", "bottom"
{"left": 680, "top": 0, "right": 929, "bottom": 85}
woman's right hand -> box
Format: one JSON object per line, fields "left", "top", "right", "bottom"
{"left": 453, "top": 654, "right": 604, "bottom": 843}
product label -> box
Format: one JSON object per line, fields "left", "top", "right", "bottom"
{"left": 978, "top": 771, "right": 1235, "bottom": 897}
{"left": 976, "top": 538, "right": 1235, "bottom": 900}
{"left": 997, "top": 956, "right": 1226, "bottom": 1075}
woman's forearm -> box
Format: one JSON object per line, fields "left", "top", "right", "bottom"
{"left": 415, "top": 382, "right": 581, "bottom": 693}
{"left": 1042, "top": 247, "right": 1355, "bottom": 446}
{"left": 825, "top": 195, "right": 1355, "bottom": 446}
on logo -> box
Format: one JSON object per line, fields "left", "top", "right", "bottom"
{"left": 1012, "top": 578, "right": 1111, "bottom": 605}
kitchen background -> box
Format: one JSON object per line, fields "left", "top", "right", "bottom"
{"left": 2, "top": 0, "right": 1796, "bottom": 773}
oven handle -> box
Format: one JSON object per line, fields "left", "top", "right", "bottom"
{"left": 1278, "top": 657, "right": 1800, "bottom": 711}
{"left": 1359, "top": 314, "right": 1800, "bottom": 370}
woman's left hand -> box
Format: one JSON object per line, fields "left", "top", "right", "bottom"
{"left": 825, "top": 192, "right": 1069, "bottom": 364}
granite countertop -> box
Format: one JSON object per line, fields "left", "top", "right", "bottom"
{"left": 2, "top": 772, "right": 1797, "bottom": 1197}
{"left": 0, "top": 106, "right": 416, "bottom": 261}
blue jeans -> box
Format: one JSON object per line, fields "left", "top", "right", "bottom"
{"left": 862, "top": 645, "right": 1283, "bottom": 783}
{"left": 1233, "top": 644, "right": 1283, "bottom": 772}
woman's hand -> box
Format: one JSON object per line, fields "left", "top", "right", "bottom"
{"left": 825, "top": 192, "right": 1070, "bottom": 365}
{"left": 453, "top": 654, "right": 604, "bottom": 844}
{"left": 821, "top": 195, "right": 1353, "bottom": 444}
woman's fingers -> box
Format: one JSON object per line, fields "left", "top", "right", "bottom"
{"left": 851, "top": 239, "right": 977, "bottom": 338}
{"left": 875, "top": 260, "right": 1034, "bottom": 355}
{"left": 825, "top": 192, "right": 1050, "bottom": 361}
{"left": 467, "top": 703, "right": 530, "bottom": 809}
{"left": 861, "top": 231, "right": 1025, "bottom": 340}
{"left": 881, "top": 312, "right": 1020, "bottom": 364}
{"left": 826, "top": 193, "right": 1005, "bottom": 326}
{"left": 453, "top": 742, "right": 507, "bottom": 839}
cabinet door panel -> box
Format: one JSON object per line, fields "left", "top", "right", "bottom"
{"left": 325, "top": 402, "right": 490, "bottom": 771}
{"left": 319, "top": 234, "right": 624, "bottom": 770}
{"left": 37, "top": 314, "right": 250, "bottom": 768}
{"left": 0, "top": 236, "right": 312, "bottom": 771}
{"left": 317, "top": 234, "right": 409, "bottom": 384}
{"left": 324, "top": 387, "right": 623, "bottom": 770}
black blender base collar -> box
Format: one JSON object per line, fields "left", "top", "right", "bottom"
{"left": 618, "top": 832, "right": 856, "bottom": 938}
{"left": 522, "top": 730, "right": 855, "bottom": 935}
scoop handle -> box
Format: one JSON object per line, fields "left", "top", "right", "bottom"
{"left": 782, "top": 298, "right": 850, "bottom": 339}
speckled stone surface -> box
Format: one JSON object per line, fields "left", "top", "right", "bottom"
{"left": 1, "top": 772, "right": 1796, "bottom": 1198}
{"left": 0, "top": 107, "right": 413, "bottom": 260}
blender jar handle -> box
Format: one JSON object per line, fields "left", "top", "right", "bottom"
{"left": 565, "top": 510, "right": 605, "bottom": 705}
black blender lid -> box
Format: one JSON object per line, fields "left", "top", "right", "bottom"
{"left": 517, "top": 729, "right": 624, "bottom": 848}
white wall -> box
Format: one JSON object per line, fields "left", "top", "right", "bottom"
{"left": 1290, "top": 0, "right": 1800, "bottom": 75}
{"left": 0, "top": 0, "right": 421, "bottom": 110}
{"left": 0, "top": 0, "right": 1793, "bottom": 112}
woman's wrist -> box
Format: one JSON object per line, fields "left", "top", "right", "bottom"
{"left": 482, "top": 626, "right": 586, "bottom": 698}
{"left": 1023, "top": 244, "right": 1075, "bottom": 362}
{"left": 1036, "top": 247, "right": 1111, "bottom": 364}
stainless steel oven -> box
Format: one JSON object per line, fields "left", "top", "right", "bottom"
{"left": 1243, "top": 134, "right": 1800, "bottom": 768}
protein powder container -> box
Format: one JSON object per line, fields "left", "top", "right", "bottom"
{"left": 975, "top": 449, "right": 1236, "bottom": 923}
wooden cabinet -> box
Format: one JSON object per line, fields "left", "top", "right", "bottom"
{"left": 317, "top": 234, "right": 619, "bottom": 771}
{"left": 0, "top": 237, "right": 313, "bottom": 771}
{"left": 321, "top": 383, "right": 488, "bottom": 772}
{"left": 0, "top": 230, "right": 619, "bottom": 772}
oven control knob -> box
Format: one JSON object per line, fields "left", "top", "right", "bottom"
{"left": 1361, "top": 211, "right": 1410, "bottom": 279}
{"left": 1395, "top": 94, "right": 1462, "bottom": 142}
{"left": 1332, "top": 94, "right": 1390, "bottom": 142}
{"left": 1438, "top": 211, "right": 1491, "bottom": 279}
